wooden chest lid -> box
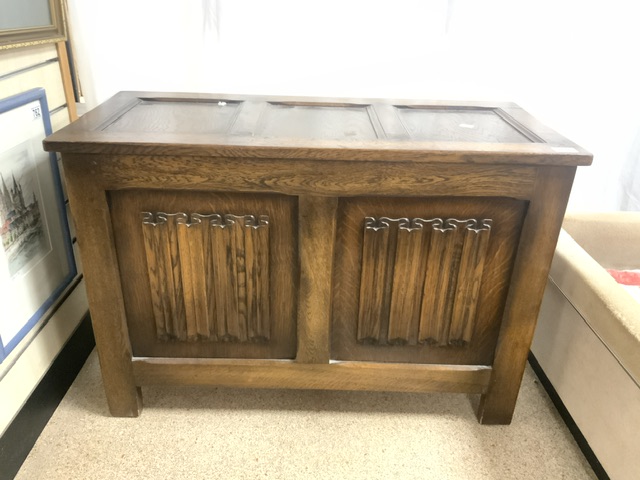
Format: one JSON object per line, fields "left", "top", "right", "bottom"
{"left": 44, "top": 91, "right": 592, "bottom": 166}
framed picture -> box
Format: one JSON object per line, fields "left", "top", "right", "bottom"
{"left": 0, "top": 88, "right": 76, "bottom": 362}
{"left": 0, "top": 0, "right": 66, "bottom": 50}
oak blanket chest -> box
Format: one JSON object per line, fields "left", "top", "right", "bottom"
{"left": 44, "top": 92, "right": 591, "bottom": 424}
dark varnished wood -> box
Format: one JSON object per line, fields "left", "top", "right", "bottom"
{"left": 61, "top": 162, "right": 142, "bottom": 417}
{"left": 104, "top": 99, "right": 243, "bottom": 134}
{"left": 396, "top": 107, "right": 541, "bottom": 143}
{"left": 257, "top": 102, "right": 379, "bottom": 141}
{"left": 419, "top": 221, "right": 464, "bottom": 345}
{"left": 476, "top": 166, "right": 577, "bottom": 424}
{"left": 176, "top": 215, "right": 211, "bottom": 340}
{"left": 332, "top": 197, "right": 527, "bottom": 365}
{"left": 140, "top": 212, "right": 271, "bottom": 343}
{"left": 357, "top": 219, "right": 393, "bottom": 344}
{"left": 58, "top": 154, "right": 539, "bottom": 199}
{"left": 449, "top": 225, "right": 492, "bottom": 345}
{"left": 132, "top": 358, "right": 492, "bottom": 394}
{"left": 388, "top": 221, "right": 428, "bottom": 345}
{"left": 296, "top": 196, "right": 337, "bottom": 363}
{"left": 46, "top": 92, "right": 591, "bottom": 424}
{"left": 357, "top": 217, "right": 492, "bottom": 347}
{"left": 44, "top": 92, "right": 591, "bottom": 165}
{"left": 109, "top": 190, "right": 297, "bottom": 359}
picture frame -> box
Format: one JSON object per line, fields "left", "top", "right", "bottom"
{"left": 0, "top": 88, "right": 76, "bottom": 362}
{"left": 0, "top": 0, "right": 66, "bottom": 50}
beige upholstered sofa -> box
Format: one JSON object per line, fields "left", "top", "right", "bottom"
{"left": 531, "top": 212, "right": 640, "bottom": 480}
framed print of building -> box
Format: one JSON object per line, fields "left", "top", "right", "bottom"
{"left": 0, "top": 88, "right": 75, "bottom": 362}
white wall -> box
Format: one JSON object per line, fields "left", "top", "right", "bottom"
{"left": 67, "top": 0, "right": 640, "bottom": 210}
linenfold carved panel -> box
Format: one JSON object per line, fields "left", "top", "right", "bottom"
{"left": 141, "top": 212, "right": 270, "bottom": 343}
{"left": 358, "top": 217, "right": 492, "bottom": 347}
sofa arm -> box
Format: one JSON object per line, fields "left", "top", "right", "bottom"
{"left": 550, "top": 229, "right": 640, "bottom": 385}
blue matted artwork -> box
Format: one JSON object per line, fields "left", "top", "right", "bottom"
{"left": 0, "top": 88, "right": 76, "bottom": 362}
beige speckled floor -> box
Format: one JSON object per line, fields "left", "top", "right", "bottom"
{"left": 17, "top": 351, "right": 596, "bottom": 480}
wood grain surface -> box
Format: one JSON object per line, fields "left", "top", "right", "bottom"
{"left": 54, "top": 93, "right": 588, "bottom": 424}
{"left": 59, "top": 154, "right": 538, "bottom": 199}
{"left": 140, "top": 213, "right": 271, "bottom": 343}
{"left": 296, "top": 196, "right": 338, "bottom": 363}
{"left": 257, "top": 103, "right": 379, "bottom": 141}
{"left": 332, "top": 197, "right": 526, "bottom": 365}
{"left": 62, "top": 163, "right": 142, "bottom": 417}
{"left": 396, "top": 107, "right": 537, "bottom": 143}
{"left": 44, "top": 92, "right": 592, "bottom": 166}
{"left": 449, "top": 226, "right": 492, "bottom": 345}
{"left": 477, "top": 166, "right": 577, "bottom": 424}
{"left": 132, "top": 358, "right": 492, "bottom": 394}
{"left": 104, "top": 99, "right": 243, "bottom": 134}
{"left": 109, "top": 190, "right": 297, "bottom": 359}
{"left": 388, "top": 222, "right": 428, "bottom": 344}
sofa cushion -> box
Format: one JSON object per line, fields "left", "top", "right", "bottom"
{"left": 562, "top": 212, "right": 640, "bottom": 269}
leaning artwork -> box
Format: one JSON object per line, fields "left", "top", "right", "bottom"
{"left": 0, "top": 88, "right": 75, "bottom": 362}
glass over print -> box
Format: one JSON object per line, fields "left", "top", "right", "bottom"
{"left": 0, "top": 88, "right": 75, "bottom": 362}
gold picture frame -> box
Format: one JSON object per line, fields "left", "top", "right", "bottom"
{"left": 0, "top": 0, "right": 66, "bottom": 50}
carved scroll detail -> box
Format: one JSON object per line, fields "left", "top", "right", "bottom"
{"left": 141, "top": 212, "right": 270, "bottom": 343}
{"left": 357, "top": 217, "right": 492, "bottom": 347}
